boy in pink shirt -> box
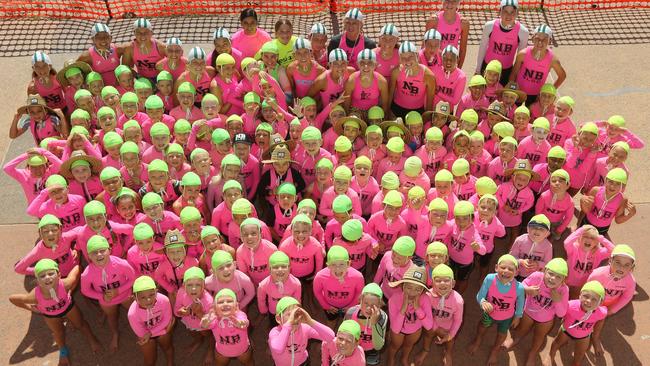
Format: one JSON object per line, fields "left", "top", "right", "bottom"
{"left": 205, "top": 250, "right": 255, "bottom": 310}
{"left": 128, "top": 276, "right": 175, "bottom": 366}
{"left": 81, "top": 235, "right": 136, "bottom": 351}
{"left": 475, "top": 194, "right": 506, "bottom": 279}
{"left": 563, "top": 225, "right": 615, "bottom": 299}
{"left": 594, "top": 115, "right": 644, "bottom": 157}
{"left": 427, "top": 169, "right": 459, "bottom": 220}
{"left": 416, "top": 264, "right": 463, "bottom": 366}
{"left": 587, "top": 244, "right": 637, "bottom": 356}
{"left": 279, "top": 214, "right": 325, "bottom": 279}
{"left": 373, "top": 237, "right": 416, "bottom": 300}
{"left": 386, "top": 266, "right": 434, "bottom": 366}
{"left": 367, "top": 190, "right": 408, "bottom": 254}
{"left": 269, "top": 182, "right": 298, "bottom": 242}
{"left": 468, "top": 130, "right": 492, "bottom": 177}
{"left": 138, "top": 159, "right": 182, "bottom": 210}
{"left": 417, "top": 198, "right": 453, "bottom": 259}
{"left": 292, "top": 126, "right": 332, "bottom": 186}
{"left": 486, "top": 137, "right": 518, "bottom": 185}
{"left": 544, "top": 281, "right": 607, "bottom": 366}
{"left": 530, "top": 145, "right": 566, "bottom": 194}
{"left": 399, "top": 187, "right": 428, "bottom": 244}
{"left": 26, "top": 174, "right": 86, "bottom": 232}
{"left": 14, "top": 214, "right": 78, "bottom": 278}
{"left": 127, "top": 223, "right": 165, "bottom": 276}
{"left": 313, "top": 246, "right": 365, "bottom": 326}
{"left": 201, "top": 288, "right": 253, "bottom": 365}
{"left": 495, "top": 159, "right": 537, "bottom": 248}
{"left": 449, "top": 200, "right": 486, "bottom": 294}
{"left": 235, "top": 218, "right": 277, "bottom": 285}
{"left": 375, "top": 136, "right": 407, "bottom": 180}
{"left": 563, "top": 122, "right": 600, "bottom": 194}
{"left": 198, "top": 226, "right": 236, "bottom": 274}
{"left": 333, "top": 219, "right": 378, "bottom": 272}
{"left": 174, "top": 267, "right": 214, "bottom": 364}
{"left": 321, "top": 320, "right": 366, "bottom": 366}
{"left": 76, "top": 200, "right": 133, "bottom": 261}
{"left": 3, "top": 147, "right": 61, "bottom": 203}
{"left": 504, "top": 258, "right": 569, "bottom": 366}
{"left": 451, "top": 158, "right": 477, "bottom": 201}
{"left": 269, "top": 297, "right": 335, "bottom": 365}
{"left": 142, "top": 122, "right": 171, "bottom": 164}
{"left": 516, "top": 117, "right": 551, "bottom": 167}
{"left": 350, "top": 155, "right": 380, "bottom": 218}
{"left": 138, "top": 192, "right": 181, "bottom": 243}
{"left": 399, "top": 156, "right": 431, "bottom": 193}
{"left": 154, "top": 230, "right": 199, "bottom": 305}
{"left": 546, "top": 96, "right": 576, "bottom": 147}
{"left": 319, "top": 165, "right": 363, "bottom": 221}
{"left": 257, "top": 252, "right": 302, "bottom": 323}
{"left": 509, "top": 214, "right": 553, "bottom": 280}
{"left": 415, "top": 126, "right": 447, "bottom": 181}
{"left": 535, "top": 169, "right": 573, "bottom": 241}
{"left": 585, "top": 141, "right": 629, "bottom": 192}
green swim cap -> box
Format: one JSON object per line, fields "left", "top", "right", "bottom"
{"left": 183, "top": 266, "right": 205, "bottom": 282}
{"left": 338, "top": 320, "right": 361, "bottom": 340}
{"left": 141, "top": 192, "right": 164, "bottom": 208}
{"left": 201, "top": 225, "right": 220, "bottom": 240}
{"left": 133, "top": 275, "right": 156, "bottom": 293}
{"left": 544, "top": 258, "right": 568, "bottom": 277}
{"left": 332, "top": 195, "right": 353, "bottom": 214}
{"left": 269, "top": 250, "right": 290, "bottom": 267}
{"left": 276, "top": 296, "right": 299, "bottom": 315}
{"left": 342, "top": 219, "right": 363, "bottom": 241}
{"left": 87, "top": 235, "right": 110, "bottom": 253}
{"left": 180, "top": 206, "right": 202, "bottom": 224}
{"left": 327, "top": 245, "right": 349, "bottom": 264}
{"left": 211, "top": 250, "right": 234, "bottom": 269}
{"left": 34, "top": 258, "right": 59, "bottom": 276}
{"left": 38, "top": 214, "right": 61, "bottom": 228}
{"left": 133, "top": 222, "right": 155, "bottom": 241}
{"left": 181, "top": 171, "right": 201, "bottom": 187}
{"left": 83, "top": 200, "right": 106, "bottom": 217}
{"left": 392, "top": 236, "right": 416, "bottom": 257}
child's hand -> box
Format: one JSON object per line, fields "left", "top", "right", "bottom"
{"left": 295, "top": 307, "right": 315, "bottom": 325}
{"left": 326, "top": 308, "right": 339, "bottom": 315}
{"left": 137, "top": 333, "right": 151, "bottom": 345}
{"left": 177, "top": 306, "right": 190, "bottom": 316}
{"left": 288, "top": 100, "right": 303, "bottom": 117}
{"left": 524, "top": 286, "right": 540, "bottom": 297}
{"left": 189, "top": 302, "right": 205, "bottom": 318}
{"left": 103, "top": 289, "right": 116, "bottom": 302}
{"left": 331, "top": 93, "right": 348, "bottom": 107}
{"left": 480, "top": 300, "right": 493, "bottom": 314}
{"left": 470, "top": 242, "right": 481, "bottom": 252}
{"left": 401, "top": 293, "right": 409, "bottom": 315}
{"left": 625, "top": 201, "right": 636, "bottom": 217}
{"left": 550, "top": 289, "right": 563, "bottom": 303}
{"left": 368, "top": 305, "right": 380, "bottom": 326}
{"left": 511, "top": 317, "right": 521, "bottom": 329}
{"left": 434, "top": 329, "right": 451, "bottom": 344}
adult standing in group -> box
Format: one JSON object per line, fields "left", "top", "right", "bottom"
{"left": 425, "top": 0, "right": 470, "bottom": 68}
{"left": 327, "top": 8, "right": 377, "bottom": 70}
{"left": 510, "top": 24, "right": 566, "bottom": 105}
{"left": 231, "top": 8, "right": 272, "bottom": 59}
{"left": 475, "top": 0, "right": 529, "bottom": 85}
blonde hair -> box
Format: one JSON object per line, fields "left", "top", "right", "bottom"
{"left": 580, "top": 224, "right": 599, "bottom": 238}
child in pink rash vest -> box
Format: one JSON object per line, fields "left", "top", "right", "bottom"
{"left": 367, "top": 190, "right": 408, "bottom": 254}
{"left": 3, "top": 147, "right": 61, "bottom": 203}
{"left": 474, "top": 194, "right": 505, "bottom": 278}
{"left": 426, "top": 170, "right": 459, "bottom": 219}
{"left": 127, "top": 223, "right": 165, "bottom": 277}
{"left": 416, "top": 199, "right": 453, "bottom": 259}
{"left": 516, "top": 120, "right": 551, "bottom": 167}
{"left": 545, "top": 281, "right": 607, "bottom": 366}
{"left": 319, "top": 181, "right": 363, "bottom": 222}
{"left": 137, "top": 192, "right": 182, "bottom": 243}
{"left": 321, "top": 320, "right": 367, "bottom": 366}
{"left": 373, "top": 237, "right": 417, "bottom": 300}
{"left": 495, "top": 160, "right": 536, "bottom": 241}
{"left": 593, "top": 116, "right": 644, "bottom": 158}
{"left": 451, "top": 160, "right": 477, "bottom": 201}
{"left": 563, "top": 124, "right": 600, "bottom": 192}
{"left": 415, "top": 128, "right": 447, "bottom": 181}
{"left": 509, "top": 215, "right": 553, "bottom": 280}
{"left": 416, "top": 264, "right": 463, "bottom": 366}
{"left": 546, "top": 96, "right": 576, "bottom": 147}
{"left": 205, "top": 250, "right": 255, "bottom": 310}
{"left": 268, "top": 299, "right": 334, "bottom": 365}
{"left": 26, "top": 175, "right": 86, "bottom": 233}
{"left": 154, "top": 230, "right": 199, "bottom": 305}
{"left": 386, "top": 266, "right": 434, "bottom": 366}
{"left": 270, "top": 182, "right": 298, "bottom": 241}
{"left": 14, "top": 215, "right": 78, "bottom": 277}
{"left": 313, "top": 246, "right": 365, "bottom": 323}
{"left": 257, "top": 251, "right": 302, "bottom": 320}
{"left": 128, "top": 276, "right": 175, "bottom": 365}
{"left": 279, "top": 214, "right": 325, "bottom": 279}
{"left": 349, "top": 156, "right": 380, "bottom": 218}
{"left": 486, "top": 138, "right": 518, "bottom": 185}
{"left": 235, "top": 218, "right": 277, "bottom": 285}
{"left": 535, "top": 169, "right": 573, "bottom": 239}
{"left": 507, "top": 259, "right": 569, "bottom": 365}
{"left": 448, "top": 201, "right": 486, "bottom": 294}
{"left": 585, "top": 143, "right": 629, "bottom": 192}
{"left": 563, "top": 225, "right": 614, "bottom": 298}
{"left": 586, "top": 244, "right": 637, "bottom": 355}
{"left": 400, "top": 190, "right": 429, "bottom": 246}
{"left": 332, "top": 218, "right": 378, "bottom": 271}
{"left": 201, "top": 289, "right": 253, "bottom": 363}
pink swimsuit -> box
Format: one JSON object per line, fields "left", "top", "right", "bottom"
{"left": 269, "top": 320, "right": 334, "bottom": 365}
{"left": 3, "top": 149, "right": 61, "bottom": 203}
{"left": 293, "top": 61, "right": 320, "bottom": 98}
{"left": 535, "top": 190, "right": 573, "bottom": 233}
{"left": 563, "top": 227, "right": 614, "bottom": 286}
{"left": 374, "top": 47, "right": 400, "bottom": 78}
{"left": 351, "top": 72, "right": 381, "bottom": 110}
{"left": 35, "top": 75, "right": 66, "bottom": 109}
{"left": 154, "top": 256, "right": 199, "bottom": 294}
{"left": 522, "top": 271, "right": 569, "bottom": 322}
{"left": 419, "top": 48, "right": 442, "bottom": 73}
{"left": 432, "top": 67, "right": 466, "bottom": 108}
{"left": 516, "top": 47, "right": 554, "bottom": 96}
{"left": 313, "top": 267, "right": 364, "bottom": 309}
{"left": 483, "top": 20, "right": 521, "bottom": 69}
{"left": 279, "top": 236, "right": 325, "bottom": 278}
{"left": 132, "top": 39, "right": 163, "bottom": 78}
{"left": 338, "top": 32, "right": 366, "bottom": 69}
{"left": 256, "top": 273, "right": 302, "bottom": 315}
{"left": 495, "top": 182, "right": 535, "bottom": 227}
{"left": 388, "top": 289, "right": 434, "bottom": 334}
{"left": 474, "top": 216, "right": 505, "bottom": 254}
{"left": 207, "top": 311, "right": 251, "bottom": 357}
{"left": 332, "top": 234, "right": 376, "bottom": 270}
{"left": 127, "top": 293, "right": 173, "bottom": 337}
{"left": 430, "top": 290, "right": 464, "bottom": 337}
{"left": 449, "top": 222, "right": 486, "bottom": 265}
{"left": 587, "top": 266, "right": 635, "bottom": 314}
{"left": 174, "top": 288, "right": 213, "bottom": 330}
{"left": 26, "top": 192, "right": 86, "bottom": 232}
{"left": 509, "top": 234, "right": 552, "bottom": 277}
{"left": 393, "top": 65, "right": 427, "bottom": 110}
{"left": 15, "top": 231, "right": 78, "bottom": 277}
{"left": 585, "top": 186, "right": 623, "bottom": 228}
{"left": 319, "top": 70, "right": 349, "bottom": 106}
{"left": 562, "top": 300, "right": 607, "bottom": 338}
{"left": 437, "top": 11, "right": 463, "bottom": 48}
{"left": 367, "top": 212, "right": 407, "bottom": 253}
{"left": 517, "top": 136, "right": 551, "bottom": 167}
{"left": 205, "top": 270, "right": 255, "bottom": 309}
{"left": 486, "top": 275, "right": 518, "bottom": 320}
{"left": 88, "top": 45, "right": 120, "bottom": 86}
{"left": 35, "top": 280, "right": 72, "bottom": 316}
{"left": 160, "top": 56, "right": 187, "bottom": 81}
{"left": 235, "top": 240, "right": 277, "bottom": 285}
{"left": 126, "top": 244, "right": 166, "bottom": 276}
{"left": 373, "top": 251, "right": 413, "bottom": 300}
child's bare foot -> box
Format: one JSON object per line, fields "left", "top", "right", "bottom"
{"left": 442, "top": 352, "right": 453, "bottom": 366}
{"left": 110, "top": 334, "right": 119, "bottom": 352}
{"left": 486, "top": 348, "right": 499, "bottom": 366}
{"left": 468, "top": 340, "right": 480, "bottom": 355}
{"left": 413, "top": 350, "right": 428, "bottom": 366}
{"left": 542, "top": 353, "right": 556, "bottom": 366}
{"left": 58, "top": 347, "right": 70, "bottom": 366}
{"left": 502, "top": 336, "right": 518, "bottom": 351}
{"left": 89, "top": 338, "right": 102, "bottom": 353}
{"left": 592, "top": 337, "right": 604, "bottom": 356}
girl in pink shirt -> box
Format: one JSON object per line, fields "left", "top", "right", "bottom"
{"left": 81, "top": 235, "right": 136, "bottom": 351}
{"left": 417, "top": 198, "right": 453, "bottom": 259}
{"left": 587, "top": 244, "right": 637, "bottom": 356}
{"left": 269, "top": 298, "right": 335, "bottom": 365}
{"left": 76, "top": 200, "right": 134, "bottom": 261}
{"left": 257, "top": 251, "right": 302, "bottom": 320}
{"left": 281, "top": 199, "right": 325, "bottom": 243}
{"left": 563, "top": 225, "right": 614, "bottom": 298}
{"left": 127, "top": 223, "right": 165, "bottom": 276}
{"left": 373, "top": 237, "right": 416, "bottom": 300}
{"left": 400, "top": 187, "right": 429, "bottom": 247}
{"left": 415, "top": 127, "right": 447, "bottom": 181}
{"left": 495, "top": 159, "right": 536, "bottom": 245}
{"left": 580, "top": 168, "right": 636, "bottom": 237}
{"left": 416, "top": 264, "right": 463, "bottom": 366}
{"left": 449, "top": 201, "right": 486, "bottom": 293}
{"left": 475, "top": 194, "right": 505, "bottom": 279}
{"left": 198, "top": 226, "right": 236, "bottom": 274}
{"left": 517, "top": 118, "right": 551, "bottom": 167}
{"left": 545, "top": 281, "right": 607, "bottom": 366}
{"left": 14, "top": 215, "right": 78, "bottom": 278}
{"left": 10, "top": 260, "right": 101, "bottom": 365}
{"left": 174, "top": 267, "right": 215, "bottom": 364}
{"left": 427, "top": 169, "right": 459, "bottom": 220}
{"left": 509, "top": 214, "right": 553, "bottom": 280}
{"left": 535, "top": 169, "right": 573, "bottom": 240}
{"left": 386, "top": 266, "right": 434, "bottom": 366}
{"left": 367, "top": 190, "right": 408, "bottom": 254}
{"left": 321, "top": 320, "right": 366, "bottom": 366}
{"left": 350, "top": 156, "right": 380, "bottom": 218}
{"left": 313, "top": 246, "right": 365, "bottom": 325}
{"left": 332, "top": 219, "right": 378, "bottom": 271}
{"left": 154, "top": 230, "right": 199, "bottom": 306}
{"left": 138, "top": 192, "right": 181, "bottom": 243}
{"left": 269, "top": 182, "right": 298, "bottom": 241}
{"left": 399, "top": 156, "right": 431, "bottom": 193}
{"left": 235, "top": 218, "right": 278, "bottom": 285}
{"left": 279, "top": 214, "right": 325, "bottom": 280}
{"left": 205, "top": 250, "right": 255, "bottom": 310}
{"left": 201, "top": 288, "right": 253, "bottom": 364}
{"left": 585, "top": 141, "right": 629, "bottom": 192}
{"left": 451, "top": 158, "right": 477, "bottom": 201}
{"left": 512, "top": 106, "right": 532, "bottom": 142}
{"left": 178, "top": 206, "right": 206, "bottom": 260}
{"left": 128, "top": 275, "right": 175, "bottom": 366}
{"left": 505, "top": 258, "right": 569, "bottom": 366}
{"left": 344, "top": 283, "right": 388, "bottom": 364}
{"left": 486, "top": 137, "right": 518, "bottom": 185}
{"left": 27, "top": 174, "right": 86, "bottom": 232}
{"left": 547, "top": 96, "right": 576, "bottom": 147}
{"left": 320, "top": 166, "right": 363, "bottom": 221}
{"left": 3, "top": 147, "right": 62, "bottom": 204}
{"left": 563, "top": 123, "right": 600, "bottom": 193}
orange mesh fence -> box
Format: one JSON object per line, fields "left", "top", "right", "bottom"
{"left": 1, "top": 0, "right": 650, "bottom": 20}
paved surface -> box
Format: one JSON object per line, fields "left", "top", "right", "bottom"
{"left": 0, "top": 44, "right": 648, "bottom": 365}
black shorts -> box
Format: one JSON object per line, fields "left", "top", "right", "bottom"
{"left": 478, "top": 250, "right": 495, "bottom": 267}
{"left": 525, "top": 94, "right": 538, "bottom": 107}
{"left": 579, "top": 216, "right": 610, "bottom": 236}
{"left": 449, "top": 259, "right": 474, "bottom": 281}
{"left": 43, "top": 298, "right": 75, "bottom": 319}
{"left": 515, "top": 275, "right": 526, "bottom": 283}
{"left": 480, "top": 61, "right": 513, "bottom": 86}
{"left": 324, "top": 308, "right": 346, "bottom": 321}
{"left": 391, "top": 101, "right": 423, "bottom": 120}
{"left": 561, "top": 325, "right": 590, "bottom": 340}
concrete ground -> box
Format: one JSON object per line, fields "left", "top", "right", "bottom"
{"left": 0, "top": 43, "right": 648, "bottom": 365}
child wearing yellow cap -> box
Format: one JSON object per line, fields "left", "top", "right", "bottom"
{"left": 3, "top": 146, "right": 63, "bottom": 204}
{"left": 547, "top": 95, "right": 576, "bottom": 147}
{"left": 10, "top": 259, "right": 101, "bottom": 364}
{"left": 585, "top": 140, "right": 630, "bottom": 192}
{"left": 26, "top": 174, "right": 86, "bottom": 233}
{"left": 593, "top": 115, "right": 645, "bottom": 158}
{"left": 349, "top": 155, "right": 380, "bottom": 218}
{"left": 358, "top": 124, "right": 387, "bottom": 179}
{"left": 368, "top": 190, "right": 408, "bottom": 255}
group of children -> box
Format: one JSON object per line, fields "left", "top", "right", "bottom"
{"left": 5, "top": 3, "right": 643, "bottom": 366}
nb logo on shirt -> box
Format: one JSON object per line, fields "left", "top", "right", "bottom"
{"left": 326, "top": 290, "right": 350, "bottom": 299}
{"left": 290, "top": 257, "right": 310, "bottom": 264}
{"left": 139, "top": 261, "right": 160, "bottom": 274}
{"left": 145, "top": 314, "right": 162, "bottom": 327}
{"left": 490, "top": 296, "right": 511, "bottom": 310}
{"left": 60, "top": 213, "right": 82, "bottom": 227}
{"left": 525, "top": 153, "right": 541, "bottom": 163}
{"left": 450, "top": 238, "right": 466, "bottom": 252}
{"left": 574, "top": 260, "right": 593, "bottom": 273}
{"left": 404, "top": 311, "right": 418, "bottom": 323}
{"left": 350, "top": 253, "right": 363, "bottom": 261}
{"left": 605, "top": 288, "right": 623, "bottom": 297}
{"left": 492, "top": 42, "right": 513, "bottom": 55}
{"left": 505, "top": 198, "right": 523, "bottom": 210}
{"left": 570, "top": 319, "right": 594, "bottom": 331}
{"left": 433, "top": 308, "right": 451, "bottom": 318}
{"left": 196, "top": 86, "right": 210, "bottom": 96}
{"left": 219, "top": 334, "right": 241, "bottom": 345}
{"left": 441, "top": 34, "right": 457, "bottom": 42}
{"left": 521, "top": 253, "right": 542, "bottom": 262}
{"left": 402, "top": 81, "right": 419, "bottom": 95}
{"left": 44, "top": 95, "right": 62, "bottom": 104}
{"left": 590, "top": 206, "right": 612, "bottom": 219}
{"left": 547, "top": 133, "right": 562, "bottom": 143}
{"left": 376, "top": 232, "right": 394, "bottom": 242}
{"left": 100, "top": 281, "right": 121, "bottom": 293}
{"left": 249, "top": 264, "right": 268, "bottom": 273}
{"left": 437, "top": 86, "right": 453, "bottom": 96}
{"left": 360, "top": 90, "right": 372, "bottom": 100}
{"left": 523, "top": 68, "right": 545, "bottom": 81}
{"left": 533, "top": 294, "right": 552, "bottom": 308}
{"left": 45, "top": 298, "right": 68, "bottom": 313}
{"left": 136, "top": 60, "right": 156, "bottom": 70}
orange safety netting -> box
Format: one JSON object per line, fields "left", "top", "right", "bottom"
{"left": 1, "top": 0, "right": 649, "bottom": 19}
